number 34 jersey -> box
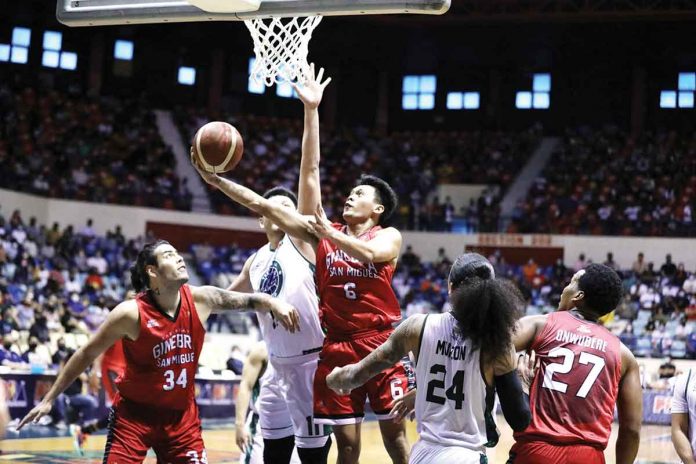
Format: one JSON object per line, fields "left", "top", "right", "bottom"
{"left": 117, "top": 285, "right": 205, "bottom": 410}
{"left": 315, "top": 224, "right": 401, "bottom": 340}
{"left": 515, "top": 311, "right": 621, "bottom": 448}
{"left": 415, "top": 313, "right": 496, "bottom": 452}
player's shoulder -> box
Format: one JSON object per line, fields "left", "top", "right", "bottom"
{"left": 112, "top": 298, "right": 139, "bottom": 319}
{"left": 375, "top": 226, "right": 401, "bottom": 238}
{"left": 108, "top": 298, "right": 140, "bottom": 334}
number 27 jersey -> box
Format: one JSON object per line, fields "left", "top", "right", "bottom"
{"left": 315, "top": 224, "right": 401, "bottom": 339}
{"left": 516, "top": 311, "right": 621, "bottom": 448}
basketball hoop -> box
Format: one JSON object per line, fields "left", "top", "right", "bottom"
{"left": 244, "top": 15, "right": 323, "bottom": 86}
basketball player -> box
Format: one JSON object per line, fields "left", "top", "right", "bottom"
{"left": 510, "top": 263, "right": 642, "bottom": 464}
{"left": 221, "top": 68, "right": 332, "bottom": 463}
{"left": 236, "top": 341, "right": 301, "bottom": 464}
{"left": 228, "top": 186, "right": 331, "bottom": 463}
{"left": 17, "top": 240, "right": 300, "bottom": 463}
{"left": 672, "top": 368, "right": 696, "bottom": 463}
{"left": 326, "top": 253, "right": 532, "bottom": 463}
{"left": 191, "top": 65, "right": 410, "bottom": 464}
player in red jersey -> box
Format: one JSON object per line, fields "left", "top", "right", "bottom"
{"left": 17, "top": 240, "right": 300, "bottom": 463}
{"left": 510, "top": 263, "right": 643, "bottom": 464}
{"left": 191, "top": 66, "right": 410, "bottom": 464}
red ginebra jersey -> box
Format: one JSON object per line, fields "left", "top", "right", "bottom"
{"left": 117, "top": 285, "right": 205, "bottom": 410}
{"left": 315, "top": 223, "right": 401, "bottom": 340}
{"left": 101, "top": 339, "right": 126, "bottom": 376}
{"left": 515, "top": 311, "right": 622, "bottom": 448}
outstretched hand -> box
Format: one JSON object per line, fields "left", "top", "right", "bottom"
{"left": 190, "top": 147, "right": 220, "bottom": 185}
{"left": 293, "top": 63, "right": 332, "bottom": 110}
{"left": 309, "top": 204, "right": 334, "bottom": 240}
{"left": 17, "top": 400, "right": 52, "bottom": 431}
{"left": 269, "top": 299, "right": 301, "bottom": 333}
{"left": 389, "top": 388, "right": 416, "bottom": 424}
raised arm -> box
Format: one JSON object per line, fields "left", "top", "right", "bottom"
{"left": 311, "top": 211, "right": 402, "bottom": 264}
{"left": 326, "top": 314, "right": 425, "bottom": 394}
{"left": 191, "top": 152, "right": 319, "bottom": 248}
{"left": 294, "top": 64, "right": 331, "bottom": 215}
{"left": 191, "top": 285, "right": 300, "bottom": 333}
{"left": 615, "top": 344, "right": 642, "bottom": 464}
{"left": 235, "top": 342, "right": 267, "bottom": 454}
{"left": 17, "top": 300, "right": 139, "bottom": 430}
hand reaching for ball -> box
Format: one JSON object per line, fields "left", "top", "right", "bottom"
{"left": 190, "top": 147, "right": 220, "bottom": 185}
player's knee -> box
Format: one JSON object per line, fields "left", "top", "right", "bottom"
{"left": 337, "top": 442, "right": 360, "bottom": 461}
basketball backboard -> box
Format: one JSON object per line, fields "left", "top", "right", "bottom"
{"left": 56, "top": 0, "right": 451, "bottom": 27}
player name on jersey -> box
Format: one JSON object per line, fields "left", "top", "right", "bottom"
{"left": 435, "top": 339, "right": 467, "bottom": 361}
{"left": 325, "top": 249, "right": 379, "bottom": 278}
{"left": 554, "top": 329, "right": 608, "bottom": 353}
{"left": 153, "top": 332, "right": 196, "bottom": 368}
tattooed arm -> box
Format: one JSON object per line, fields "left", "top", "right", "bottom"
{"left": 326, "top": 314, "right": 425, "bottom": 394}
{"left": 191, "top": 285, "right": 300, "bottom": 332}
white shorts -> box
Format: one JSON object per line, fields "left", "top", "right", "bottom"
{"left": 409, "top": 440, "right": 486, "bottom": 464}
{"left": 239, "top": 412, "right": 301, "bottom": 464}
{"left": 270, "top": 354, "right": 331, "bottom": 449}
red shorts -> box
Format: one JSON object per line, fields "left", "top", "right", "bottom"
{"left": 103, "top": 397, "right": 206, "bottom": 464}
{"left": 509, "top": 441, "right": 605, "bottom": 464}
{"left": 313, "top": 330, "right": 409, "bottom": 425}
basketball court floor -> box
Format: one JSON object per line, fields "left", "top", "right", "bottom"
{"left": 0, "top": 416, "right": 680, "bottom": 463}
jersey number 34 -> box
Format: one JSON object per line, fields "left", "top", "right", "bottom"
{"left": 163, "top": 369, "right": 188, "bottom": 391}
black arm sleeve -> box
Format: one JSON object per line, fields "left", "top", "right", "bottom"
{"left": 494, "top": 370, "right": 532, "bottom": 432}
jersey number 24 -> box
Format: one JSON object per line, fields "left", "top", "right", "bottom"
{"left": 425, "top": 364, "right": 466, "bottom": 409}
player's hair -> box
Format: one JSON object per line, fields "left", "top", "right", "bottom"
{"left": 129, "top": 239, "right": 170, "bottom": 292}
{"left": 448, "top": 253, "right": 524, "bottom": 361}
{"left": 577, "top": 263, "right": 623, "bottom": 318}
{"left": 354, "top": 174, "right": 398, "bottom": 225}
{"left": 263, "top": 186, "right": 297, "bottom": 207}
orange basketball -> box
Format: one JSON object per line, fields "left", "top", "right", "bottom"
{"left": 192, "top": 121, "right": 244, "bottom": 173}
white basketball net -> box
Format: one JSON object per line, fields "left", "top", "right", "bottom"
{"left": 244, "top": 15, "right": 323, "bottom": 86}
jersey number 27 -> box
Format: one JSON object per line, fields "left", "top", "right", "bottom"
{"left": 542, "top": 347, "right": 605, "bottom": 398}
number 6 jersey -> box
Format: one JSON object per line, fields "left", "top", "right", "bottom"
{"left": 414, "top": 312, "right": 497, "bottom": 451}
{"left": 514, "top": 311, "right": 621, "bottom": 448}
{"left": 315, "top": 223, "right": 401, "bottom": 340}
{"left": 117, "top": 285, "right": 205, "bottom": 410}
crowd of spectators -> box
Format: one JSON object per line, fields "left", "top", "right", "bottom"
{"left": 0, "top": 80, "right": 192, "bottom": 210}
{"left": 508, "top": 127, "right": 696, "bottom": 237}
{"left": 0, "top": 209, "right": 140, "bottom": 372}
{"left": 175, "top": 107, "right": 540, "bottom": 231}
